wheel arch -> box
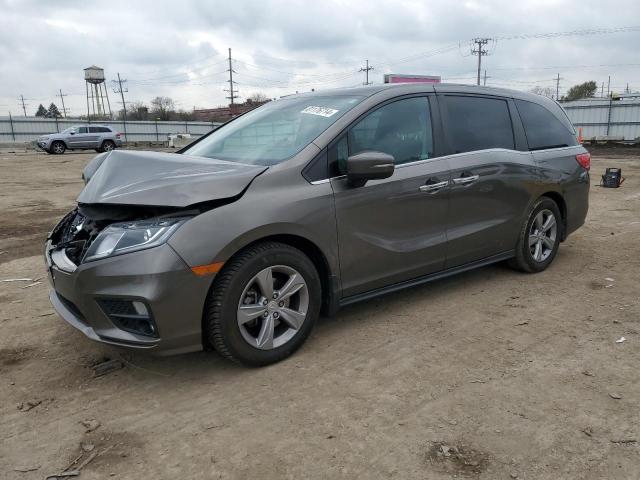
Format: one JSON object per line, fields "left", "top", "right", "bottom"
{"left": 50, "top": 139, "right": 68, "bottom": 148}
{"left": 200, "top": 233, "right": 338, "bottom": 351}
{"left": 539, "top": 191, "right": 567, "bottom": 240}
{"left": 232, "top": 234, "right": 338, "bottom": 317}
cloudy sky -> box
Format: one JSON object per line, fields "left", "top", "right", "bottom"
{"left": 1, "top": 0, "right": 639, "bottom": 117}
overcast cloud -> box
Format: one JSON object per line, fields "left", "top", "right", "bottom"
{"left": 1, "top": 0, "right": 639, "bottom": 116}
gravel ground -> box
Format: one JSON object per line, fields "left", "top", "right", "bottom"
{"left": 1, "top": 149, "right": 639, "bottom": 479}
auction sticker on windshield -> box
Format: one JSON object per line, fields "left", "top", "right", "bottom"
{"left": 301, "top": 106, "right": 339, "bottom": 117}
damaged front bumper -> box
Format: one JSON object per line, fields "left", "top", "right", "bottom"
{"left": 45, "top": 238, "right": 213, "bottom": 356}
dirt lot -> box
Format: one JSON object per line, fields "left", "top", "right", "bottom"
{"left": 1, "top": 149, "right": 639, "bottom": 479}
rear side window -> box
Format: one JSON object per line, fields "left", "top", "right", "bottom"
{"left": 442, "top": 96, "right": 514, "bottom": 153}
{"left": 89, "top": 126, "right": 111, "bottom": 133}
{"left": 515, "top": 99, "right": 577, "bottom": 150}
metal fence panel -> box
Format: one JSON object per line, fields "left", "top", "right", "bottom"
{"left": 562, "top": 98, "right": 640, "bottom": 140}
{"left": 0, "top": 117, "right": 221, "bottom": 143}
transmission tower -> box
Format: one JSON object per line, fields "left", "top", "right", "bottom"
{"left": 19, "top": 95, "right": 27, "bottom": 116}
{"left": 57, "top": 89, "right": 69, "bottom": 118}
{"left": 359, "top": 60, "right": 374, "bottom": 85}
{"left": 471, "top": 38, "right": 491, "bottom": 86}
{"left": 225, "top": 48, "right": 240, "bottom": 109}
{"left": 111, "top": 73, "right": 129, "bottom": 141}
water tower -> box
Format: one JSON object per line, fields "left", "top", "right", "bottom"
{"left": 84, "top": 65, "right": 112, "bottom": 120}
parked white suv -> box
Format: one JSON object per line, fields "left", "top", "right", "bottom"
{"left": 37, "top": 125, "right": 123, "bottom": 154}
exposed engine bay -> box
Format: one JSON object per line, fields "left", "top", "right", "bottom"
{"left": 48, "top": 205, "right": 189, "bottom": 265}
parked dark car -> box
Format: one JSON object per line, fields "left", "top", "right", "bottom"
{"left": 45, "top": 84, "right": 589, "bottom": 366}
{"left": 37, "top": 124, "right": 122, "bottom": 154}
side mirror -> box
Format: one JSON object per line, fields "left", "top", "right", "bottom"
{"left": 346, "top": 151, "right": 395, "bottom": 187}
{"left": 69, "top": 131, "right": 75, "bottom": 135}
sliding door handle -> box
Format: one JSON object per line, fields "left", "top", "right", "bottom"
{"left": 452, "top": 175, "right": 479, "bottom": 185}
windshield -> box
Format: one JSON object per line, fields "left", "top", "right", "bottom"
{"left": 61, "top": 126, "right": 79, "bottom": 133}
{"left": 184, "top": 95, "right": 364, "bottom": 165}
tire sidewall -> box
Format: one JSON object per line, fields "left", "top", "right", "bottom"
{"left": 211, "top": 245, "right": 321, "bottom": 366}
{"left": 520, "top": 198, "right": 562, "bottom": 272}
{"left": 50, "top": 141, "right": 65, "bottom": 154}
{"left": 101, "top": 141, "right": 115, "bottom": 152}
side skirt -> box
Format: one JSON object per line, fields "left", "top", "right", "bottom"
{"left": 339, "top": 250, "right": 515, "bottom": 307}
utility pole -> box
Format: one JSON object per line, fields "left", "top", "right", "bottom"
{"left": 225, "top": 48, "right": 239, "bottom": 109}
{"left": 359, "top": 60, "right": 374, "bottom": 85}
{"left": 483, "top": 69, "right": 487, "bottom": 86}
{"left": 607, "top": 75, "right": 611, "bottom": 97}
{"left": 112, "top": 73, "right": 128, "bottom": 142}
{"left": 471, "top": 38, "right": 491, "bottom": 86}
{"left": 555, "top": 73, "right": 562, "bottom": 100}
{"left": 57, "top": 89, "right": 68, "bottom": 118}
{"left": 19, "top": 94, "right": 27, "bottom": 117}
{"left": 601, "top": 82, "right": 605, "bottom": 97}
{"left": 625, "top": 83, "right": 630, "bottom": 94}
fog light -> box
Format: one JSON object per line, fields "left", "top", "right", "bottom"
{"left": 97, "top": 298, "right": 158, "bottom": 338}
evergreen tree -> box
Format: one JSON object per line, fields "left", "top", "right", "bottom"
{"left": 35, "top": 104, "right": 48, "bottom": 117}
{"left": 564, "top": 81, "right": 598, "bottom": 101}
{"left": 47, "top": 103, "right": 62, "bottom": 118}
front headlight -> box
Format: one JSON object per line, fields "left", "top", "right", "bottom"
{"left": 83, "top": 217, "right": 188, "bottom": 263}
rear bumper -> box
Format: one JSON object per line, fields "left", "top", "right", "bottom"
{"left": 46, "top": 242, "right": 213, "bottom": 355}
{"left": 565, "top": 170, "right": 590, "bottom": 237}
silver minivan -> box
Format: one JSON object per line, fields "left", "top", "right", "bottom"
{"left": 37, "top": 125, "right": 122, "bottom": 154}
{"left": 45, "top": 84, "right": 589, "bottom": 366}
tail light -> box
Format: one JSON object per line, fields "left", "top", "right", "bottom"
{"left": 575, "top": 152, "right": 591, "bottom": 170}
{"left": 116, "top": 133, "right": 121, "bottom": 139}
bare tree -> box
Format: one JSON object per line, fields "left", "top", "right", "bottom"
{"left": 247, "top": 92, "right": 269, "bottom": 104}
{"left": 150, "top": 96, "right": 176, "bottom": 120}
{"left": 530, "top": 86, "right": 556, "bottom": 99}
{"left": 127, "top": 101, "right": 150, "bottom": 120}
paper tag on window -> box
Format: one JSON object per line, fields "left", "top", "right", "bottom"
{"left": 301, "top": 106, "right": 339, "bottom": 117}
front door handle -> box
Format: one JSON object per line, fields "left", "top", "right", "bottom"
{"left": 452, "top": 174, "right": 479, "bottom": 185}
{"left": 419, "top": 180, "right": 449, "bottom": 193}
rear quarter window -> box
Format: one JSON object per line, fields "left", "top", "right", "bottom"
{"left": 515, "top": 99, "right": 578, "bottom": 150}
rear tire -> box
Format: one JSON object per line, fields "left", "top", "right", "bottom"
{"left": 50, "top": 141, "right": 66, "bottom": 155}
{"left": 509, "top": 197, "right": 562, "bottom": 273}
{"left": 100, "top": 140, "right": 115, "bottom": 152}
{"left": 204, "top": 242, "right": 321, "bottom": 367}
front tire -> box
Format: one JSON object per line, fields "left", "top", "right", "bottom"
{"left": 50, "top": 141, "right": 66, "bottom": 155}
{"left": 204, "top": 242, "right": 321, "bottom": 366}
{"left": 510, "top": 197, "right": 562, "bottom": 273}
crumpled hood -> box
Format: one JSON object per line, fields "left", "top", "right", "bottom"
{"left": 78, "top": 150, "right": 267, "bottom": 207}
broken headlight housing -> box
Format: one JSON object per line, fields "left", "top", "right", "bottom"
{"left": 82, "top": 217, "right": 188, "bottom": 263}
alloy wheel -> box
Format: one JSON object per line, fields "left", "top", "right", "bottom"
{"left": 236, "top": 265, "right": 309, "bottom": 350}
{"left": 103, "top": 142, "right": 114, "bottom": 151}
{"left": 528, "top": 209, "right": 557, "bottom": 262}
{"left": 52, "top": 142, "right": 65, "bottom": 154}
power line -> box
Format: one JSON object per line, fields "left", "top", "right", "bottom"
{"left": 496, "top": 25, "right": 640, "bottom": 41}
{"left": 359, "top": 60, "right": 374, "bottom": 85}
